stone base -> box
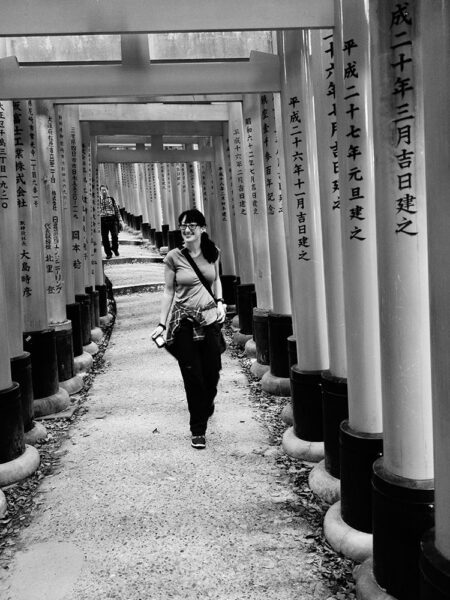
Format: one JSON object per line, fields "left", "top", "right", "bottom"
{"left": 83, "top": 341, "right": 99, "bottom": 356}
{"left": 244, "top": 338, "right": 256, "bottom": 358}
{"left": 308, "top": 459, "right": 340, "bottom": 505}
{"left": 159, "top": 246, "right": 169, "bottom": 255}
{"left": 91, "top": 327, "right": 103, "bottom": 343}
{"left": 59, "top": 373, "right": 83, "bottom": 395}
{"left": 33, "top": 387, "right": 70, "bottom": 418}
{"left": 281, "top": 401, "right": 293, "bottom": 425}
{"left": 282, "top": 426, "right": 324, "bottom": 462}
{"left": 226, "top": 305, "right": 237, "bottom": 319}
{"left": 354, "top": 559, "right": 395, "bottom": 599}
{"left": 0, "top": 445, "right": 40, "bottom": 487}
{"left": 24, "top": 421, "right": 47, "bottom": 446}
{"left": 261, "top": 370, "right": 291, "bottom": 397}
{"left": 100, "top": 314, "right": 113, "bottom": 327}
{"left": 324, "top": 501, "right": 373, "bottom": 563}
{"left": 73, "top": 351, "right": 93, "bottom": 374}
{"left": 233, "top": 331, "right": 253, "bottom": 349}
{"left": 250, "top": 361, "right": 270, "bottom": 379}
{"left": 0, "top": 491, "right": 6, "bottom": 517}
{"left": 231, "top": 315, "right": 240, "bottom": 330}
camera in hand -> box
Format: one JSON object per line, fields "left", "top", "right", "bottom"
{"left": 152, "top": 333, "right": 166, "bottom": 348}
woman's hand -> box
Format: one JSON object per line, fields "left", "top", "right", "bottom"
{"left": 216, "top": 301, "right": 227, "bottom": 324}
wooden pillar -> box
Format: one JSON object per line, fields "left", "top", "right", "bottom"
{"left": 36, "top": 100, "right": 83, "bottom": 394}
{"left": 14, "top": 100, "right": 70, "bottom": 417}
{"left": 307, "top": 30, "right": 348, "bottom": 503}
{"left": 278, "top": 30, "right": 329, "bottom": 461}
{"left": 212, "top": 136, "right": 237, "bottom": 302}
{"left": 355, "top": 2, "right": 434, "bottom": 598}
{"left": 418, "top": 1, "right": 450, "bottom": 598}
{"left": 323, "top": 0, "right": 383, "bottom": 563}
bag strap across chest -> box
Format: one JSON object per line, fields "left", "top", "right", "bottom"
{"left": 181, "top": 248, "right": 216, "bottom": 303}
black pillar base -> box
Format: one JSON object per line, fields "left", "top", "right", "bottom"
{"left": 150, "top": 228, "right": 156, "bottom": 245}
{"left": 236, "top": 284, "right": 256, "bottom": 335}
{"left": 291, "top": 367, "right": 323, "bottom": 441}
{"left": 66, "top": 302, "right": 83, "bottom": 357}
{"left": 253, "top": 308, "right": 270, "bottom": 367}
{"left": 162, "top": 224, "right": 170, "bottom": 247}
{"left": 373, "top": 458, "right": 434, "bottom": 600}
{"left": 155, "top": 230, "right": 163, "bottom": 249}
{"left": 321, "top": 371, "right": 348, "bottom": 479}
{"left": 23, "top": 328, "right": 59, "bottom": 400}
{"left": 75, "top": 294, "right": 92, "bottom": 346}
{"left": 95, "top": 285, "right": 108, "bottom": 318}
{"left": 340, "top": 420, "right": 383, "bottom": 533}
{"left": 141, "top": 222, "right": 151, "bottom": 239}
{"left": 420, "top": 528, "right": 450, "bottom": 600}
{"left": 221, "top": 275, "right": 237, "bottom": 306}
{"left": 10, "top": 352, "right": 33, "bottom": 433}
{"left": 53, "top": 322, "right": 75, "bottom": 383}
{"left": 268, "top": 311, "right": 292, "bottom": 378}
{"left": 0, "top": 383, "right": 25, "bottom": 464}
{"left": 136, "top": 215, "right": 143, "bottom": 231}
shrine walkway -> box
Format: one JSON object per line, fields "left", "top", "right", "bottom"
{"left": 1, "top": 230, "right": 337, "bottom": 600}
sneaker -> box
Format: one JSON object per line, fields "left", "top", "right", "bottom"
{"left": 106, "top": 254, "right": 112, "bottom": 259}
{"left": 191, "top": 435, "right": 206, "bottom": 449}
{"left": 113, "top": 250, "right": 120, "bottom": 257}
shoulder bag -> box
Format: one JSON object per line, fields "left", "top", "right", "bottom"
{"left": 181, "top": 248, "right": 227, "bottom": 353}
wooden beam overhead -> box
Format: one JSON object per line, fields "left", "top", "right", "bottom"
{"left": 0, "top": 0, "right": 333, "bottom": 36}
{"left": 97, "top": 147, "right": 213, "bottom": 163}
{"left": 56, "top": 95, "right": 243, "bottom": 105}
{"left": 0, "top": 55, "right": 279, "bottom": 100}
{"left": 97, "top": 135, "right": 209, "bottom": 144}
{"left": 89, "top": 121, "right": 222, "bottom": 136}
{"left": 79, "top": 103, "right": 228, "bottom": 122}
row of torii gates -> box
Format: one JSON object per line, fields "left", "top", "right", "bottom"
{"left": 0, "top": 1, "right": 450, "bottom": 599}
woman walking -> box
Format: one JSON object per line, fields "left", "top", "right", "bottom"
{"left": 151, "top": 209, "right": 226, "bottom": 449}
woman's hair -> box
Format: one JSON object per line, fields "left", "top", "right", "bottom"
{"left": 178, "top": 208, "right": 219, "bottom": 263}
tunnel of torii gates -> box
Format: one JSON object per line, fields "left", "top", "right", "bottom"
{"left": 0, "top": 0, "right": 449, "bottom": 598}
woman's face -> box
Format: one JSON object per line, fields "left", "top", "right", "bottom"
{"left": 180, "top": 216, "right": 205, "bottom": 242}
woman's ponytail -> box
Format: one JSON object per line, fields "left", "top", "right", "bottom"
{"left": 200, "top": 231, "right": 219, "bottom": 263}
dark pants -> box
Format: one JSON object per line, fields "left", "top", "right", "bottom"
{"left": 174, "top": 319, "right": 222, "bottom": 436}
{"left": 101, "top": 216, "right": 119, "bottom": 256}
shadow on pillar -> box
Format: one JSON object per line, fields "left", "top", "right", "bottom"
{"left": 23, "top": 329, "right": 70, "bottom": 417}
{"left": 371, "top": 458, "right": 434, "bottom": 600}
{"left": 250, "top": 308, "right": 270, "bottom": 379}
{"left": 141, "top": 222, "right": 151, "bottom": 239}
{"left": 233, "top": 284, "right": 256, "bottom": 348}
{"left": 0, "top": 382, "right": 40, "bottom": 487}
{"left": 261, "top": 312, "right": 292, "bottom": 397}
{"left": 67, "top": 301, "right": 94, "bottom": 375}
{"left": 420, "top": 528, "right": 450, "bottom": 599}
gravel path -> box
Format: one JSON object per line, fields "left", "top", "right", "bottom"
{"left": 0, "top": 234, "right": 356, "bottom": 600}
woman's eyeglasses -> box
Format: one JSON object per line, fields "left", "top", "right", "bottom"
{"left": 179, "top": 223, "right": 199, "bottom": 232}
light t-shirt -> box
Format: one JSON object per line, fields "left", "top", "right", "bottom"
{"left": 164, "top": 248, "right": 219, "bottom": 325}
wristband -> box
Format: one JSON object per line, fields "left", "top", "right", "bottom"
{"left": 158, "top": 322, "right": 167, "bottom": 330}
{"left": 215, "top": 298, "right": 224, "bottom": 304}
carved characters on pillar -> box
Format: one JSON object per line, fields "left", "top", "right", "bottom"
{"left": 231, "top": 126, "right": 247, "bottom": 219}
{"left": 286, "top": 93, "right": 311, "bottom": 262}
{"left": 243, "top": 116, "right": 258, "bottom": 216}
{"left": 389, "top": 2, "right": 418, "bottom": 237}
{"left": 321, "top": 32, "right": 340, "bottom": 212}
{"left": 0, "top": 103, "right": 10, "bottom": 212}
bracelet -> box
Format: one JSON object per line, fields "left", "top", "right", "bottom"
{"left": 215, "top": 298, "right": 224, "bottom": 304}
{"left": 158, "top": 322, "right": 167, "bottom": 330}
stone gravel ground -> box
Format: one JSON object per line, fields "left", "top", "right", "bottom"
{"left": 0, "top": 233, "right": 357, "bottom": 600}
